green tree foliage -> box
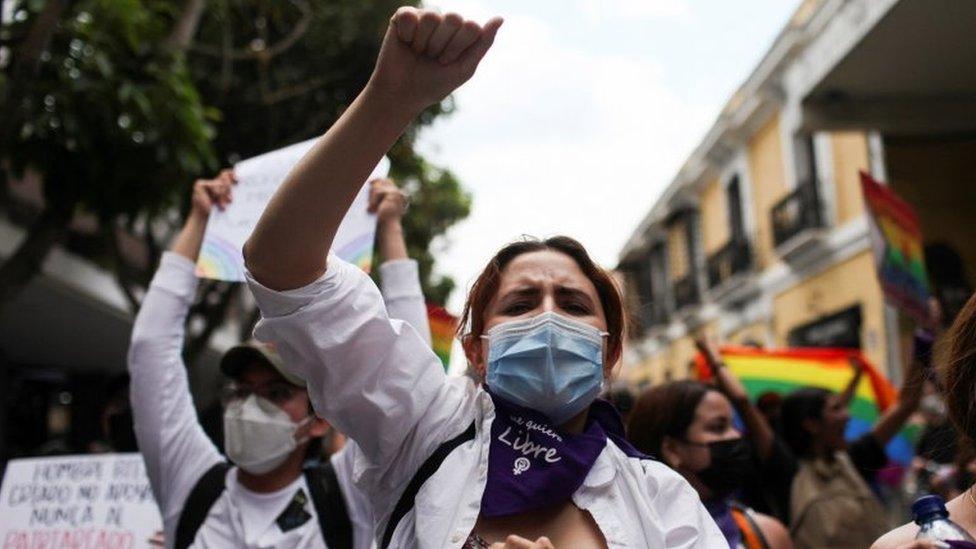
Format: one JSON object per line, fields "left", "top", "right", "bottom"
{"left": 389, "top": 143, "right": 471, "bottom": 305}
{"left": 0, "top": 0, "right": 471, "bottom": 314}
{"left": 185, "top": 0, "right": 470, "bottom": 305}
{"left": 13, "top": 1, "right": 217, "bottom": 220}
{"left": 0, "top": 0, "right": 217, "bottom": 305}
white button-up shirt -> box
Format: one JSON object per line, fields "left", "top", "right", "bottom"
{"left": 246, "top": 256, "right": 726, "bottom": 548}
{"left": 129, "top": 252, "right": 429, "bottom": 548}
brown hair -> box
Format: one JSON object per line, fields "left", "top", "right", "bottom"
{"left": 626, "top": 380, "right": 716, "bottom": 459}
{"left": 941, "top": 291, "right": 976, "bottom": 444}
{"left": 458, "top": 236, "right": 625, "bottom": 366}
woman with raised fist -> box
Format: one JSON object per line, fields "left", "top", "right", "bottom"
{"left": 243, "top": 8, "right": 723, "bottom": 548}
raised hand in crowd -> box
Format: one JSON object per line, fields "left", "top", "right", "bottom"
{"left": 246, "top": 9, "right": 501, "bottom": 291}
{"left": 171, "top": 169, "right": 236, "bottom": 262}
{"left": 839, "top": 354, "right": 866, "bottom": 408}
{"left": 871, "top": 339, "right": 927, "bottom": 447}
{"left": 371, "top": 7, "right": 504, "bottom": 112}
{"left": 695, "top": 335, "right": 775, "bottom": 460}
{"left": 369, "top": 177, "right": 410, "bottom": 262}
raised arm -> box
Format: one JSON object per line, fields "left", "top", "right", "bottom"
{"left": 244, "top": 8, "right": 502, "bottom": 291}
{"left": 871, "top": 346, "right": 926, "bottom": 446}
{"left": 371, "top": 177, "right": 432, "bottom": 345}
{"left": 243, "top": 7, "right": 500, "bottom": 491}
{"left": 839, "top": 356, "right": 866, "bottom": 408}
{"left": 695, "top": 337, "right": 776, "bottom": 460}
{"left": 128, "top": 173, "right": 234, "bottom": 522}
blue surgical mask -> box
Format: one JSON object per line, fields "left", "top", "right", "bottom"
{"left": 483, "top": 312, "right": 608, "bottom": 426}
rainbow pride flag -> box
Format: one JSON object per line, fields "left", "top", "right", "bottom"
{"left": 860, "top": 171, "right": 932, "bottom": 324}
{"left": 427, "top": 304, "right": 457, "bottom": 371}
{"left": 695, "top": 346, "right": 916, "bottom": 467}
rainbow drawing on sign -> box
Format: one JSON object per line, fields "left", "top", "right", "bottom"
{"left": 196, "top": 234, "right": 245, "bottom": 282}
{"left": 335, "top": 232, "right": 375, "bottom": 274}
{"left": 695, "top": 346, "right": 917, "bottom": 468}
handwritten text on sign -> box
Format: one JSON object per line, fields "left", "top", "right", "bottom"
{"left": 0, "top": 453, "right": 161, "bottom": 549}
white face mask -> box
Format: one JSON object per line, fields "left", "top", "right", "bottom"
{"left": 223, "top": 395, "right": 312, "bottom": 475}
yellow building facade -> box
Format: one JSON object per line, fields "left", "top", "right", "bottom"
{"left": 617, "top": 0, "right": 976, "bottom": 386}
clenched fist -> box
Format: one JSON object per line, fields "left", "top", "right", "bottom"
{"left": 191, "top": 169, "right": 236, "bottom": 219}
{"left": 367, "top": 178, "right": 408, "bottom": 224}
{"left": 368, "top": 7, "right": 503, "bottom": 113}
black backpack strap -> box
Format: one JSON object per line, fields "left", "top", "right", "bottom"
{"left": 380, "top": 422, "right": 477, "bottom": 549}
{"left": 175, "top": 461, "right": 232, "bottom": 549}
{"left": 304, "top": 460, "right": 353, "bottom": 549}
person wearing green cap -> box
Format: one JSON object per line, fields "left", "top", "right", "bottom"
{"left": 128, "top": 171, "right": 427, "bottom": 549}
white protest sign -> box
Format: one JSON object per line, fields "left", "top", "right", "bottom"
{"left": 0, "top": 453, "right": 161, "bottom": 549}
{"left": 196, "top": 137, "right": 390, "bottom": 281}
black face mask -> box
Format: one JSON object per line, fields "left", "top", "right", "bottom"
{"left": 691, "top": 438, "right": 753, "bottom": 499}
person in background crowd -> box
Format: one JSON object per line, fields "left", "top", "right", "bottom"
{"left": 874, "top": 292, "right": 976, "bottom": 548}
{"left": 241, "top": 7, "right": 725, "bottom": 547}
{"left": 755, "top": 392, "right": 783, "bottom": 431}
{"left": 782, "top": 351, "right": 926, "bottom": 548}
{"left": 88, "top": 373, "right": 139, "bottom": 453}
{"left": 692, "top": 337, "right": 798, "bottom": 525}
{"left": 603, "top": 383, "right": 636, "bottom": 425}
{"left": 128, "top": 170, "right": 427, "bottom": 548}
{"left": 627, "top": 377, "right": 792, "bottom": 548}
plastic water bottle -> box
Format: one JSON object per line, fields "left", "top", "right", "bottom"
{"left": 913, "top": 495, "right": 976, "bottom": 548}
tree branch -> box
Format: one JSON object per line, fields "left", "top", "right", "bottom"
{"left": 105, "top": 226, "right": 143, "bottom": 313}
{"left": 190, "top": 0, "right": 310, "bottom": 61}
{"left": 0, "top": 0, "right": 75, "bottom": 159}
{"left": 163, "top": 0, "right": 208, "bottom": 51}
{"left": 260, "top": 76, "right": 330, "bottom": 105}
{"left": 0, "top": 201, "right": 73, "bottom": 312}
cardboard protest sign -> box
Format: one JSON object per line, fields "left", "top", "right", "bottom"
{"left": 0, "top": 453, "right": 161, "bottom": 549}
{"left": 859, "top": 171, "right": 932, "bottom": 324}
{"left": 196, "top": 137, "right": 390, "bottom": 281}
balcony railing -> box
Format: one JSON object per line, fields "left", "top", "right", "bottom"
{"left": 706, "top": 239, "right": 752, "bottom": 288}
{"left": 673, "top": 274, "right": 699, "bottom": 310}
{"left": 771, "top": 181, "right": 823, "bottom": 248}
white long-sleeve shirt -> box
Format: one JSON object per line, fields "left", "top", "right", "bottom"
{"left": 128, "top": 252, "right": 430, "bottom": 549}
{"left": 246, "top": 256, "right": 726, "bottom": 548}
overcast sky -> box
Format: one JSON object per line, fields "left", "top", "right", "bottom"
{"left": 417, "top": 0, "right": 798, "bottom": 307}
{"left": 412, "top": 0, "right": 800, "bottom": 370}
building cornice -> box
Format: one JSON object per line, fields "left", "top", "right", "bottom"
{"left": 619, "top": 0, "right": 842, "bottom": 265}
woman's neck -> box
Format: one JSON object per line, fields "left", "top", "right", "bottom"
{"left": 811, "top": 440, "right": 836, "bottom": 462}
{"left": 558, "top": 408, "right": 590, "bottom": 435}
{"left": 945, "top": 487, "right": 976, "bottom": 537}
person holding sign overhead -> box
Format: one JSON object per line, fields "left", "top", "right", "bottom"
{"left": 243, "top": 7, "right": 723, "bottom": 548}
{"left": 128, "top": 170, "right": 427, "bottom": 548}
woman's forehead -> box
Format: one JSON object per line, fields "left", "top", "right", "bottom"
{"left": 696, "top": 391, "right": 732, "bottom": 418}
{"left": 499, "top": 250, "right": 594, "bottom": 289}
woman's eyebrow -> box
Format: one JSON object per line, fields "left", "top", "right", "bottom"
{"left": 555, "top": 286, "right": 595, "bottom": 303}
{"left": 500, "top": 286, "right": 541, "bottom": 300}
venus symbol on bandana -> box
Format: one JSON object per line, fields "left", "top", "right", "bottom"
{"left": 513, "top": 457, "right": 531, "bottom": 476}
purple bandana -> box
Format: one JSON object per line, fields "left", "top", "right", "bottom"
{"left": 705, "top": 500, "right": 741, "bottom": 549}
{"left": 480, "top": 391, "right": 647, "bottom": 518}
